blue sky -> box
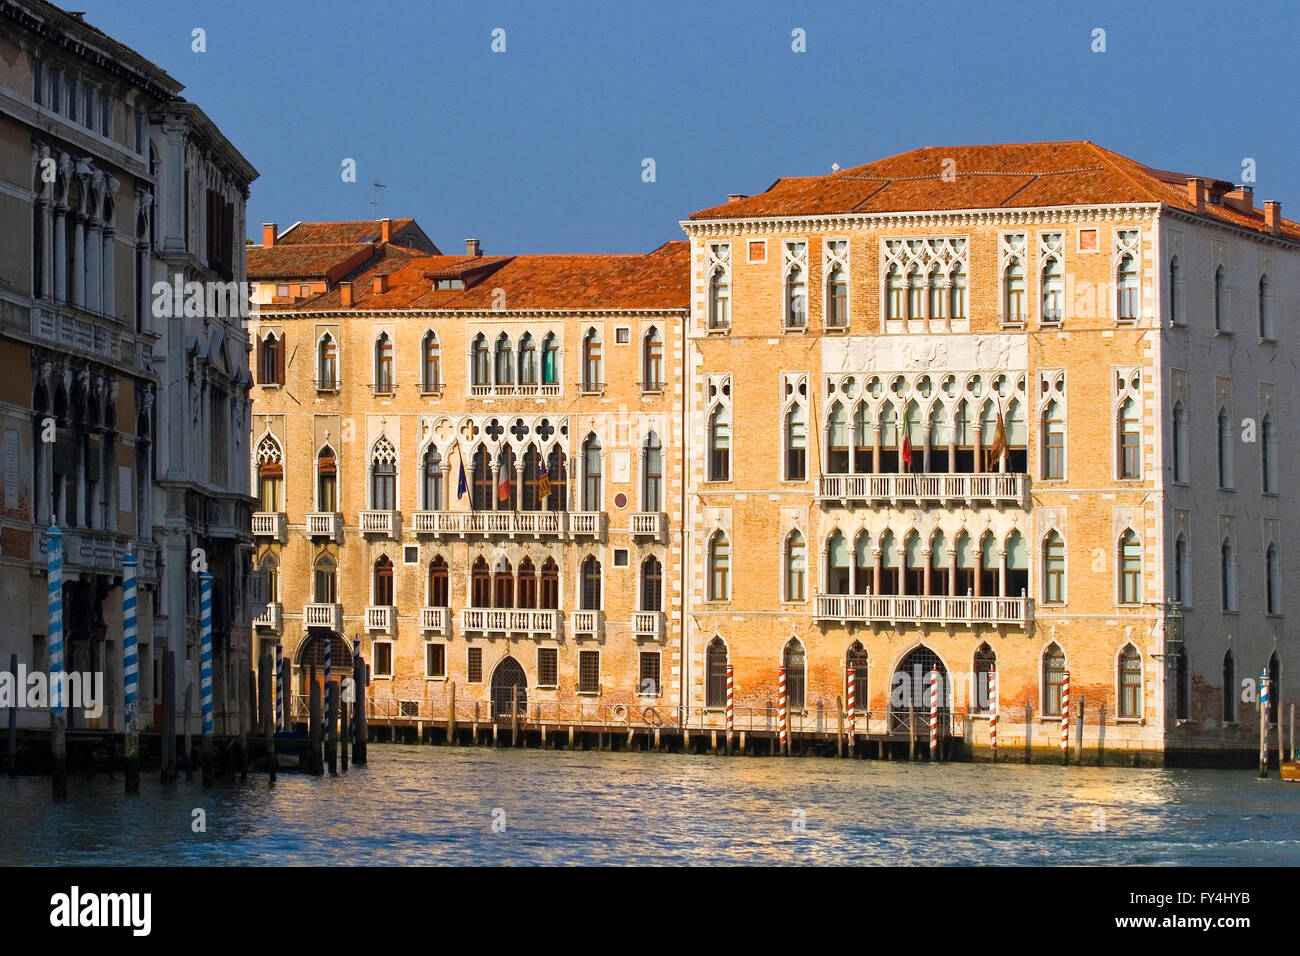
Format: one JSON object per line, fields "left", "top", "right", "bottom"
{"left": 84, "top": 0, "right": 1300, "bottom": 254}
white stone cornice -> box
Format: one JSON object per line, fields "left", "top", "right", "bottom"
{"left": 249, "top": 307, "right": 688, "bottom": 321}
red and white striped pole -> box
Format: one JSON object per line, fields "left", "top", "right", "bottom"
{"left": 929, "top": 668, "right": 939, "bottom": 759}
{"left": 1060, "top": 669, "right": 1071, "bottom": 764}
{"left": 846, "top": 666, "right": 857, "bottom": 754}
{"left": 725, "top": 664, "right": 734, "bottom": 755}
{"left": 987, "top": 668, "right": 998, "bottom": 761}
{"left": 778, "top": 665, "right": 788, "bottom": 755}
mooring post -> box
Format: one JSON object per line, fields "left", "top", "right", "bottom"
{"left": 47, "top": 527, "right": 68, "bottom": 800}
{"left": 308, "top": 676, "right": 323, "bottom": 776}
{"left": 1259, "top": 672, "right": 1270, "bottom": 779}
{"left": 908, "top": 702, "right": 918, "bottom": 761}
{"left": 352, "top": 654, "right": 368, "bottom": 764}
{"left": 261, "top": 652, "right": 276, "bottom": 785}
{"left": 239, "top": 664, "right": 251, "bottom": 782}
{"left": 162, "top": 649, "right": 176, "bottom": 783}
{"left": 199, "top": 573, "right": 214, "bottom": 787}
{"left": 1291, "top": 703, "right": 1296, "bottom": 762}
{"left": 511, "top": 685, "right": 519, "bottom": 747}
{"left": 447, "top": 680, "right": 456, "bottom": 746}
{"left": 6, "top": 652, "right": 16, "bottom": 776}
{"left": 121, "top": 556, "right": 140, "bottom": 793}
{"left": 1276, "top": 694, "right": 1285, "bottom": 771}
{"left": 340, "top": 697, "right": 349, "bottom": 772}
{"left": 1076, "top": 696, "right": 1085, "bottom": 765}
{"left": 325, "top": 681, "right": 337, "bottom": 775}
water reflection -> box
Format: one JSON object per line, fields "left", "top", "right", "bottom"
{"left": 2, "top": 747, "right": 1297, "bottom": 865}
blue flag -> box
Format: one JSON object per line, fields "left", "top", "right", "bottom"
{"left": 457, "top": 458, "right": 468, "bottom": 500}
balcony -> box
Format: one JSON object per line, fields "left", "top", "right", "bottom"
{"left": 251, "top": 511, "right": 287, "bottom": 544}
{"left": 409, "top": 510, "right": 566, "bottom": 538}
{"left": 419, "top": 606, "right": 450, "bottom": 635}
{"left": 568, "top": 512, "right": 605, "bottom": 538}
{"left": 469, "top": 383, "right": 562, "bottom": 398}
{"left": 359, "top": 510, "right": 400, "bottom": 538}
{"left": 633, "top": 611, "right": 664, "bottom": 642}
{"left": 366, "top": 605, "right": 395, "bottom": 633}
{"left": 571, "top": 610, "right": 604, "bottom": 640}
{"left": 253, "top": 602, "right": 283, "bottom": 632}
{"left": 813, "top": 593, "right": 1031, "bottom": 629}
{"left": 630, "top": 512, "right": 666, "bottom": 539}
{"left": 817, "top": 473, "right": 1027, "bottom": 508}
{"left": 303, "top": 603, "right": 343, "bottom": 630}
{"left": 47, "top": 528, "right": 130, "bottom": 575}
{"left": 460, "top": 608, "right": 559, "bottom": 639}
{"left": 306, "top": 512, "right": 343, "bottom": 542}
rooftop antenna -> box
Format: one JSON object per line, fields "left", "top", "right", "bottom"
{"left": 370, "top": 181, "right": 388, "bottom": 218}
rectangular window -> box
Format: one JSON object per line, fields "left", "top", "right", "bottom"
{"left": 578, "top": 650, "right": 600, "bottom": 694}
{"left": 425, "top": 643, "right": 446, "bottom": 678}
{"left": 748, "top": 240, "right": 766, "bottom": 263}
{"left": 537, "top": 647, "right": 558, "bottom": 688}
{"left": 613, "top": 548, "right": 629, "bottom": 568}
{"left": 404, "top": 545, "right": 419, "bottom": 564}
{"left": 638, "top": 652, "right": 661, "bottom": 697}
{"left": 467, "top": 647, "right": 483, "bottom": 683}
{"left": 373, "top": 641, "right": 393, "bottom": 678}
{"left": 615, "top": 327, "right": 630, "bottom": 344}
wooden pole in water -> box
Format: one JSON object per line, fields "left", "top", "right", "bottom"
{"left": 47, "top": 526, "right": 67, "bottom": 800}
{"left": 725, "top": 664, "right": 734, "bottom": 756}
{"left": 836, "top": 695, "right": 844, "bottom": 757}
{"left": 7, "top": 652, "right": 17, "bottom": 776}
{"left": 162, "top": 649, "right": 175, "bottom": 783}
{"left": 1291, "top": 703, "right": 1296, "bottom": 762}
{"left": 340, "top": 698, "right": 349, "bottom": 772}
{"left": 447, "top": 680, "right": 457, "bottom": 746}
{"left": 778, "top": 666, "right": 788, "bottom": 756}
{"left": 308, "top": 673, "right": 323, "bottom": 776}
{"left": 121, "top": 556, "right": 140, "bottom": 793}
{"left": 1276, "top": 692, "right": 1285, "bottom": 771}
{"left": 908, "top": 702, "right": 917, "bottom": 760}
{"left": 1076, "top": 696, "right": 1085, "bottom": 765}
{"left": 240, "top": 665, "right": 251, "bottom": 782}
{"left": 988, "top": 668, "right": 997, "bottom": 764}
{"left": 511, "top": 685, "right": 519, "bottom": 747}
{"left": 198, "top": 572, "right": 214, "bottom": 787}
{"left": 1259, "top": 671, "right": 1269, "bottom": 778}
{"left": 352, "top": 654, "right": 367, "bottom": 764}
{"left": 261, "top": 652, "right": 276, "bottom": 784}
{"left": 1059, "top": 669, "right": 1070, "bottom": 766}
{"left": 181, "top": 676, "right": 192, "bottom": 780}
{"left": 325, "top": 683, "right": 337, "bottom": 776}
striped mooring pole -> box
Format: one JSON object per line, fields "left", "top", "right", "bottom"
{"left": 274, "top": 642, "right": 284, "bottom": 732}
{"left": 846, "top": 666, "right": 857, "bottom": 752}
{"left": 724, "top": 664, "right": 734, "bottom": 755}
{"left": 1060, "top": 669, "right": 1070, "bottom": 764}
{"left": 777, "top": 665, "right": 788, "bottom": 755}
{"left": 929, "top": 668, "right": 939, "bottom": 759}
{"left": 987, "top": 668, "right": 998, "bottom": 761}
{"left": 122, "top": 554, "right": 140, "bottom": 793}
{"left": 1259, "top": 671, "right": 1270, "bottom": 778}
{"left": 324, "top": 633, "right": 332, "bottom": 742}
{"left": 47, "top": 526, "right": 67, "bottom": 801}
{"left": 199, "top": 572, "right": 214, "bottom": 786}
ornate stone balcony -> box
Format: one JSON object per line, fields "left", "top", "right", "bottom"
{"left": 251, "top": 511, "right": 287, "bottom": 544}
{"left": 359, "top": 510, "right": 400, "bottom": 539}
{"left": 305, "top": 512, "right": 343, "bottom": 542}
{"left": 365, "top": 605, "right": 395, "bottom": 633}
{"left": 633, "top": 611, "right": 664, "bottom": 642}
{"left": 813, "top": 592, "right": 1031, "bottom": 629}
{"left": 460, "top": 608, "right": 559, "bottom": 639}
{"left": 419, "top": 606, "right": 449, "bottom": 635}
{"left": 571, "top": 609, "right": 603, "bottom": 640}
{"left": 303, "top": 603, "right": 343, "bottom": 630}
{"left": 817, "top": 472, "right": 1027, "bottom": 507}
{"left": 253, "top": 602, "right": 283, "bottom": 632}
{"left": 630, "top": 512, "right": 666, "bottom": 539}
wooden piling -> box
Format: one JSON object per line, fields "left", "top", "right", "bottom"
{"left": 568, "top": 724, "right": 575, "bottom": 750}
{"left": 162, "top": 650, "right": 176, "bottom": 783}
{"left": 261, "top": 653, "right": 276, "bottom": 785}
{"left": 447, "top": 680, "right": 457, "bottom": 746}
{"left": 185, "top": 678, "right": 198, "bottom": 783}
{"left": 1259, "top": 674, "right": 1269, "bottom": 778}
{"left": 1276, "top": 697, "right": 1285, "bottom": 771}
{"left": 511, "top": 685, "right": 519, "bottom": 747}
{"left": 325, "top": 680, "right": 337, "bottom": 775}
{"left": 836, "top": 695, "right": 844, "bottom": 757}
{"left": 654, "top": 726, "right": 661, "bottom": 751}
{"left": 1291, "top": 703, "right": 1296, "bottom": 762}
{"left": 340, "top": 698, "right": 349, "bottom": 771}
{"left": 308, "top": 678, "right": 323, "bottom": 775}
{"left": 738, "top": 730, "right": 746, "bottom": 755}
{"left": 6, "top": 653, "right": 16, "bottom": 776}
{"left": 909, "top": 703, "right": 918, "bottom": 760}
{"left": 1075, "top": 696, "right": 1084, "bottom": 765}
{"left": 240, "top": 666, "right": 251, "bottom": 782}
{"left": 352, "top": 656, "right": 367, "bottom": 764}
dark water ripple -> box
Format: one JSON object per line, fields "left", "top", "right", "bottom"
{"left": 2, "top": 745, "right": 1298, "bottom": 865}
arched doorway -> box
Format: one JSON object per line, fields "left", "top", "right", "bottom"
{"left": 297, "top": 631, "right": 352, "bottom": 697}
{"left": 491, "top": 656, "right": 528, "bottom": 720}
{"left": 888, "top": 645, "right": 949, "bottom": 736}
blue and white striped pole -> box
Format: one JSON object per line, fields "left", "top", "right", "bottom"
{"left": 199, "top": 572, "right": 214, "bottom": 785}
{"left": 323, "top": 633, "right": 333, "bottom": 759}
{"left": 123, "top": 554, "right": 140, "bottom": 792}
{"left": 47, "top": 526, "right": 67, "bottom": 799}
{"left": 1260, "top": 670, "right": 1270, "bottom": 778}
{"left": 275, "top": 642, "right": 283, "bottom": 733}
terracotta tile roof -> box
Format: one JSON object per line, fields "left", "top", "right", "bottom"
{"left": 275, "top": 219, "right": 414, "bottom": 244}
{"left": 689, "top": 141, "right": 1300, "bottom": 240}
{"left": 259, "top": 241, "right": 690, "bottom": 313}
{"left": 247, "top": 243, "right": 375, "bottom": 281}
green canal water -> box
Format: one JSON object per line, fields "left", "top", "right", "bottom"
{"left": 2, "top": 745, "right": 1298, "bottom": 865}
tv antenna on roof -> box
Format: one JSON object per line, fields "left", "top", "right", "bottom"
{"left": 370, "top": 181, "right": 388, "bottom": 217}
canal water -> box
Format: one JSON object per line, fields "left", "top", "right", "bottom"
{"left": 3, "top": 746, "right": 1298, "bottom": 865}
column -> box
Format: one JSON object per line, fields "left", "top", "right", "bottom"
{"left": 973, "top": 551, "right": 982, "bottom": 597}
{"left": 491, "top": 463, "right": 501, "bottom": 511}
{"left": 86, "top": 220, "right": 102, "bottom": 314}
{"left": 923, "top": 421, "right": 932, "bottom": 473}
{"left": 101, "top": 229, "right": 115, "bottom": 320}
{"left": 998, "top": 548, "right": 1008, "bottom": 599}
{"left": 53, "top": 206, "right": 67, "bottom": 303}
{"left": 136, "top": 243, "right": 149, "bottom": 334}
{"left": 74, "top": 428, "right": 86, "bottom": 527}
{"left": 949, "top": 548, "right": 958, "bottom": 597}
{"left": 440, "top": 464, "right": 451, "bottom": 512}
{"left": 922, "top": 549, "right": 932, "bottom": 597}
{"left": 35, "top": 428, "right": 50, "bottom": 525}
{"left": 871, "top": 423, "right": 881, "bottom": 474}
{"left": 72, "top": 214, "right": 85, "bottom": 309}
{"left": 41, "top": 200, "right": 54, "bottom": 300}
{"left": 162, "top": 126, "right": 187, "bottom": 253}
{"left": 973, "top": 424, "right": 983, "bottom": 474}
{"left": 873, "top": 549, "right": 883, "bottom": 597}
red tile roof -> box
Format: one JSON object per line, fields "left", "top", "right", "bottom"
{"left": 276, "top": 219, "right": 416, "bottom": 245}
{"left": 247, "top": 243, "right": 375, "bottom": 280}
{"left": 258, "top": 241, "right": 689, "bottom": 313}
{"left": 689, "top": 141, "right": 1300, "bottom": 240}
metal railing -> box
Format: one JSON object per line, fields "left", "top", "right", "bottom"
{"left": 818, "top": 472, "right": 1026, "bottom": 504}
{"left": 814, "top": 592, "right": 1031, "bottom": 627}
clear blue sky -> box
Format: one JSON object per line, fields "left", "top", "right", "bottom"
{"left": 84, "top": 0, "right": 1300, "bottom": 254}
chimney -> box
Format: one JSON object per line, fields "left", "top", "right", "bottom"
{"left": 1266, "top": 201, "right": 1282, "bottom": 236}
{"left": 728, "top": 193, "right": 748, "bottom": 203}
{"left": 379, "top": 218, "right": 391, "bottom": 243}
{"left": 466, "top": 238, "right": 481, "bottom": 257}
{"left": 1186, "top": 178, "right": 1205, "bottom": 216}
{"left": 373, "top": 274, "right": 389, "bottom": 294}
{"left": 1223, "top": 185, "right": 1254, "bottom": 214}
{"left": 339, "top": 281, "right": 353, "bottom": 307}
{"left": 262, "top": 222, "right": 277, "bottom": 247}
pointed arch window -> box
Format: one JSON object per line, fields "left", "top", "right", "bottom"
{"left": 1220, "top": 538, "right": 1237, "bottom": 612}
{"left": 581, "top": 328, "right": 602, "bottom": 392}
{"left": 1259, "top": 274, "right": 1274, "bottom": 339}
{"left": 493, "top": 556, "right": 514, "bottom": 608}
{"left": 494, "top": 334, "right": 513, "bottom": 386}
{"left": 582, "top": 433, "right": 602, "bottom": 511}
{"left": 1168, "top": 256, "right": 1182, "bottom": 325}
{"left": 972, "top": 643, "right": 995, "bottom": 714}
{"left": 642, "top": 326, "right": 664, "bottom": 390}
{"left": 316, "top": 445, "right": 337, "bottom": 512}
{"left": 1172, "top": 401, "right": 1188, "bottom": 482}
{"left": 471, "top": 333, "right": 491, "bottom": 386}
{"left": 518, "top": 332, "right": 537, "bottom": 386}
{"left": 422, "top": 445, "right": 443, "bottom": 511}
{"left": 539, "top": 557, "right": 559, "bottom": 609}
{"left": 708, "top": 531, "right": 730, "bottom": 601}
{"left": 1217, "top": 408, "right": 1233, "bottom": 489}
{"left": 374, "top": 555, "right": 394, "bottom": 606}
{"left": 1119, "top": 645, "right": 1143, "bottom": 718}
{"left": 826, "top": 403, "right": 849, "bottom": 474}
{"left": 906, "top": 266, "right": 924, "bottom": 320}
{"left": 1117, "top": 254, "right": 1139, "bottom": 320}
{"left": 521, "top": 444, "right": 543, "bottom": 511}
{"left": 541, "top": 333, "right": 560, "bottom": 386}
{"left": 1222, "top": 650, "right": 1236, "bottom": 723}
{"left": 1262, "top": 413, "right": 1278, "bottom": 494}
{"left": 1119, "top": 529, "right": 1141, "bottom": 604}
{"left": 950, "top": 261, "right": 967, "bottom": 320}
{"left": 928, "top": 264, "right": 946, "bottom": 322}
{"left": 1174, "top": 533, "right": 1189, "bottom": 606}
{"left": 314, "top": 554, "right": 336, "bottom": 604}
{"left": 255, "top": 435, "right": 284, "bottom": 512}
{"left": 786, "top": 265, "right": 807, "bottom": 328}
{"left": 261, "top": 555, "right": 279, "bottom": 604}
{"left": 784, "top": 403, "right": 807, "bottom": 481}
{"left": 1042, "top": 400, "right": 1064, "bottom": 479}
{"left": 783, "top": 639, "right": 806, "bottom": 710}
{"left": 642, "top": 432, "right": 662, "bottom": 512}
{"left": 518, "top": 557, "right": 538, "bottom": 609}
{"left": 885, "top": 264, "right": 903, "bottom": 320}
{"left": 1042, "top": 530, "right": 1065, "bottom": 604}
{"left": 545, "top": 446, "right": 567, "bottom": 513}
{"left": 317, "top": 333, "right": 338, "bottom": 390}
{"left": 709, "top": 266, "right": 730, "bottom": 330}
{"left": 1118, "top": 398, "right": 1141, "bottom": 479}
{"left": 374, "top": 332, "right": 394, "bottom": 393}
{"left": 877, "top": 529, "right": 900, "bottom": 596}
{"left": 428, "top": 556, "right": 449, "bottom": 607}
{"left": 1214, "top": 265, "right": 1228, "bottom": 331}
{"left": 259, "top": 332, "right": 283, "bottom": 385}
{"left": 1266, "top": 543, "right": 1281, "bottom": 615}
{"left": 1041, "top": 256, "right": 1063, "bottom": 323}
{"left": 421, "top": 330, "right": 441, "bottom": 392}
{"left": 580, "top": 555, "right": 602, "bottom": 610}
{"left": 706, "top": 638, "right": 728, "bottom": 708}
{"left": 1042, "top": 643, "right": 1065, "bottom": 716}
{"left": 471, "top": 445, "right": 493, "bottom": 511}
{"left": 641, "top": 556, "right": 662, "bottom": 612}
{"left": 370, "top": 436, "right": 396, "bottom": 510}
{"left": 1004, "top": 257, "right": 1025, "bottom": 323}
{"left": 827, "top": 266, "right": 847, "bottom": 328}
{"left": 470, "top": 556, "right": 491, "bottom": 607}
{"left": 709, "top": 405, "right": 731, "bottom": 481}
{"left": 785, "top": 529, "right": 806, "bottom": 602}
